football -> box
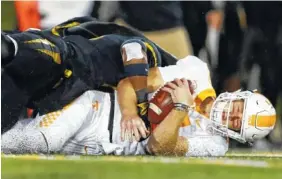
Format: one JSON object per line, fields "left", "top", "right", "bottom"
{"left": 148, "top": 79, "right": 195, "bottom": 126}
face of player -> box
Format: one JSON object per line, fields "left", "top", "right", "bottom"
{"left": 221, "top": 100, "right": 244, "bottom": 131}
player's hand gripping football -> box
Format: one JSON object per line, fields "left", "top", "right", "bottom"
{"left": 162, "top": 78, "right": 194, "bottom": 107}
{"left": 121, "top": 115, "right": 150, "bottom": 142}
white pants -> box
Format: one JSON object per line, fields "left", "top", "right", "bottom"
{"left": 1, "top": 90, "right": 148, "bottom": 155}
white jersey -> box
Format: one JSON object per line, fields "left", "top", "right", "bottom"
{"left": 2, "top": 90, "right": 227, "bottom": 156}
{"left": 149, "top": 55, "right": 227, "bottom": 156}
{"left": 152, "top": 55, "right": 216, "bottom": 102}
{"left": 179, "top": 110, "right": 228, "bottom": 157}
{"left": 2, "top": 56, "right": 227, "bottom": 156}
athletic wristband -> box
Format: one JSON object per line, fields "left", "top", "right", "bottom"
{"left": 174, "top": 103, "right": 195, "bottom": 112}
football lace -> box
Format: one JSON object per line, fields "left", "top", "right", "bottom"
{"left": 150, "top": 83, "right": 167, "bottom": 100}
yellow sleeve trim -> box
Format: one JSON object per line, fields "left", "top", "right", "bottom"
{"left": 194, "top": 88, "right": 216, "bottom": 113}
{"left": 144, "top": 42, "right": 157, "bottom": 67}
{"left": 196, "top": 88, "right": 216, "bottom": 103}
{"left": 51, "top": 22, "right": 80, "bottom": 36}
{"left": 36, "top": 49, "right": 61, "bottom": 64}
{"left": 24, "top": 39, "right": 55, "bottom": 47}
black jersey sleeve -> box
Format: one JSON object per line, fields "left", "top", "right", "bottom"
{"left": 46, "top": 16, "right": 97, "bottom": 37}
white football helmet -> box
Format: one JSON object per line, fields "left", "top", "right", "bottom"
{"left": 210, "top": 90, "right": 276, "bottom": 144}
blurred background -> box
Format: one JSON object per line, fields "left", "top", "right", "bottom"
{"left": 1, "top": 1, "right": 282, "bottom": 150}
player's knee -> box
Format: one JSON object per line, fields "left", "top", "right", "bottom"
{"left": 1, "top": 130, "right": 48, "bottom": 154}
{"left": 41, "top": 130, "right": 71, "bottom": 153}
{"left": 21, "top": 131, "right": 49, "bottom": 153}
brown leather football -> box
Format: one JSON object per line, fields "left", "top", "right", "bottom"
{"left": 148, "top": 79, "right": 194, "bottom": 125}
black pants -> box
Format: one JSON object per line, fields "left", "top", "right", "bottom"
{"left": 216, "top": 2, "right": 244, "bottom": 93}
{"left": 237, "top": 26, "right": 282, "bottom": 146}
{"left": 239, "top": 26, "right": 282, "bottom": 107}
{"left": 181, "top": 1, "right": 213, "bottom": 56}
{"left": 240, "top": 1, "right": 282, "bottom": 105}
{"left": 1, "top": 72, "right": 30, "bottom": 132}
{"left": 1, "top": 46, "right": 64, "bottom": 132}
{"left": 119, "top": 1, "right": 183, "bottom": 31}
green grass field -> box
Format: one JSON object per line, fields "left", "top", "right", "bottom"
{"left": 2, "top": 153, "right": 282, "bottom": 179}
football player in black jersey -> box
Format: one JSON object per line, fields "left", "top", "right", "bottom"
{"left": 1, "top": 17, "right": 178, "bottom": 137}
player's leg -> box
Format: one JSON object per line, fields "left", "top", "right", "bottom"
{"left": 61, "top": 91, "right": 113, "bottom": 155}
{"left": 35, "top": 91, "right": 97, "bottom": 153}
{"left": 1, "top": 129, "right": 49, "bottom": 154}
{"left": 4, "top": 32, "right": 65, "bottom": 92}
{"left": 1, "top": 31, "right": 67, "bottom": 131}
{"left": 2, "top": 91, "right": 95, "bottom": 154}
{"left": 1, "top": 119, "right": 48, "bottom": 154}
{"left": 1, "top": 72, "right": 30, "bottom": 133}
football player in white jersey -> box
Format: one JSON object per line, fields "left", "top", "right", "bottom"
{"left": 1, "top": 90, "right": 148, "bottom": 155}
{"left": 147, "top": 79, "right": 276, "bottom": 156}
{"left": 2, "top": 56, "right": 276, "bottom": 156}
{"left": 118, "top": 55, "right": 277, "bottom": 156}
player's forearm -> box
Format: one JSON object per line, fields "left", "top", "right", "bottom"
{"left": 147, "top": 109, "right": 188, "bottom": 156}
{"left": 147, "top": 67, "right": 164, "bottom": 93}
{"left": 117, "top": 78, "right": 138, "bottom": 116}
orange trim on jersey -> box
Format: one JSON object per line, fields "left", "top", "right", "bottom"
{"left": 39, "top": 110, "right": 63, "bottom": 127}
{"left": 39, "top": 101, "right": 74, "bottom": 128}
{"left": 249, "top": 115, "right": 276, "bottom": 128}
{"left": 196, "top": 88, "right": 216, "bottom": 102}
{"left": 14, "top": 1, "right": 41, "bottom": 31}
{"left": 194, "top": 88, "right": 216, "bottom": 112}
{"left": 181, "top": 115, "right": 191, "bottom": 127}
{"left": 92, "top": 101, "right": 99, "bottom": 111}
{"left": 62, "top": 100, "right": 75, "bottom": 110}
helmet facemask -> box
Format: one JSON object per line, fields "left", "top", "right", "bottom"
{"left": 210, "top": 90, "right": 252, "bottom": 144}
